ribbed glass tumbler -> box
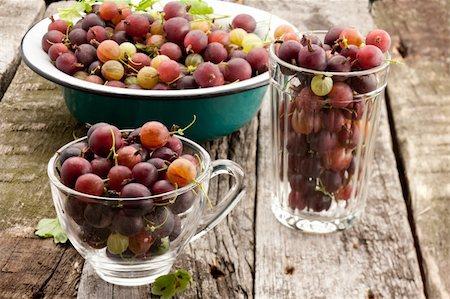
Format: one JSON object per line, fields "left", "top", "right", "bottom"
{"left": 269, "top": 34, "right": 390, "bottom": 233}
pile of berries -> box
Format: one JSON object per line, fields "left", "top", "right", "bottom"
{"left": 41, "top": 0, "right": 270, "bottom": 90}
{"left": 58, "top": 120, "right": 201, "bottom": 257}
{"left": 272, "top": 26, "right": 391, "bottom": 212}
{"left": 275, "top": 26, "right": 391, "bottom": 72}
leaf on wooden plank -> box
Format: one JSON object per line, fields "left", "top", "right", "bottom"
{"left": 151, "top": 269, "right": 192, "bottom": 299}
{"left": 35, "top": 218, "right": 68, "bottom": 244}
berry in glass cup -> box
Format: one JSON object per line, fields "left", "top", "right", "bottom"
{"left": 56, "top": 120, "right": 204, "bottom": 260}
{"left": 271, "top": 26, "right": 391, "bottom": 213}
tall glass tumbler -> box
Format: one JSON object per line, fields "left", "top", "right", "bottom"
{"left": 269, "top": 32, "right": 390, "bottom": 233}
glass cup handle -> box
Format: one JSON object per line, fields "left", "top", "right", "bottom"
{"left": 190, "top": 159, "right": 245, "bottom": 241}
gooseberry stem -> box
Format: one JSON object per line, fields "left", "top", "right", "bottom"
{"left": 194, "top": 153, "right": 203, "bottom": 174}
{"left": 385, "top": 58, "right": 402, "bottom": 64}
{"left": 316, "top": 178, "right": 334, "bottom": 199}
{"left": 193, "top": 179, "right": 213, "bottom": 209}
{"left": 107, "top": 127, "right": 118, "bottom": 165}
{"left": 170, "top": 115, "right": 197, "bottom": 136}
{"left": 263, "top": 15, "right": 273, "bottom": 44}
{"left": 144, "top": 207, "right": 171, "bottom": 231}
{"left": 119, "top": 57, "right": 139, "bottom": 73}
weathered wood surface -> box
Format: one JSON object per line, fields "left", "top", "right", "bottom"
{"left": 78, "top": 120, "right": 258, "bottom": 298}
{"left": 0, "top": 0, "right": 441, "bottom": 298}
{"left": 0, "top": 2, "right": 88, "bottom": 298}
{"left": 0, "top": 228, "right": 83, "bottom": 299}
{"left": 77, "top": 0, "right": 425, "bottom": 298}
{"left": 0, "top": 61, "right": 79, "bottom": 230}
{"left": 0, "top": 0, "right": 46, "bottom": 100}
{"left": 372, "top": 0, "right": 450, "bottom": 298}
{"left": 255, "top": 89, "right": 425, "bottom": 299}
{"left": 248, "top": 0, "right": 425, "bottom": 298}
{"left": 0, "top": 0, "right": 90, "bottom": 229}
{"left": 1, "top": 1, "right": 257, "bottom": 298}
{"left": 0, "top": 46, "right": 85, "bottom": 299}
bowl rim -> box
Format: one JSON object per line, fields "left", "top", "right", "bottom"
{"left": 47, "top": 131, "right": 212, "bottom": 202}
{"left": 21, "top": 0, "right": 294, "bottom": 100}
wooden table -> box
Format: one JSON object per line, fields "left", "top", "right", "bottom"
{"left": 0, "top": 0, "right": 448, "bottom": 298}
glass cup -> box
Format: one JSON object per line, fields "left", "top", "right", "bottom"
{"left": 47, "top": 132, "right": 244, "bottom": 286}
{"left": 269, "top": 31, "right": 390, "bottom": 233}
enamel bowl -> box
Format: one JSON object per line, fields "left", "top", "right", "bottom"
{"left": 21, "top": 0, "right": 293, "bottom": 142}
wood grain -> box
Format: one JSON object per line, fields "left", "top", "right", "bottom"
{"left": 255, "top": 92, "right": 425, "bottom": 299}
{"left": 246, "top": 0, "right": 426, "bottom": 298}
{"left": 0, "top": 0, "right": 45, "bottom": 100}
{"left": 0, "top": 229, "right": 83, "bottom": 299}
{"left": 0, "top": 0, "right": 438, "bottom": 298}
{"left": 0, "top": 51, "right": 85, "bottom": 299}
{"left": 77, "top": 114, "right": 259, "bottom": 299}
{"left": 372, "top": 0, "right": 450, "bottom": 298}
{"left": 0, "top": 62, "right": 83, "bottom": 230}
{"left": 0, "top": 1, "right": 257, "bottom": 298}
{"left": 173, "top": 122, "right": 258, "bottom": 299}
{"left": 0, "top": 0, "right": 83, "bottom": 230}
{"left": 0, "top": 2, "right": 86, "bottom": 298}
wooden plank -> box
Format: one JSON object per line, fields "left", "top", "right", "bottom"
{"left": 0, "top": 2, "right": 86, "bottom": 298}
{"left": 0, "top": 1, "right": 257, "bottom": 298}
{"left": 255, "top": 93, "right": 426, "bottom": 299}
{"left": 40, "top": 246, "right": 84, "bottom": 299}
{"left": 0, "top": 1, "right": 80, "bottom": 231}
{"left": 0, "top": 1, "right": 433, "bottom": 299}
{"left": 371, "top": 0, "right": 450, "bottom": 298}
{"left": 0, "top": 229, "right": 84, "bottom": 299}
{"left": 77, "top": 0, "right": 258, "bottom": 297}
{"left": 176, "top": 121, "right": 258, "bottom": 298}
{"left": 0, "top": 0, "right": 46, "bottom": 100}
{"left": 247, "top": 0, "right": 427, "bottom": 297}
{"left": 0, "top": 61, "right": 82, "bottom": 230}
{"left": 77, "top": 114, "right": 258, "bottom": 299}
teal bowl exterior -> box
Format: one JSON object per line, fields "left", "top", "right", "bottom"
{"left": 63, "top": 85, "right": 267, "bottom": 142}
{"left": 21, "top": 0, "right": 295, "bottom": 142}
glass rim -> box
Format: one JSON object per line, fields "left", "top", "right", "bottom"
{"left": 47, "top": 131, "right": 211, "bottom": 202}
{"left": 268, "top": 30, "right": 391, "bottom": 77}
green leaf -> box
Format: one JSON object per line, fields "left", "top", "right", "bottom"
{"left": 112, "top": 0, "right": 132, "bottom": 6}
{"left": 151, "top": 274, "right": 177, "bottom": 298}
{"left": 151, "top": 269, "right": 192, "bottom": 299}
{"left": 57, "top": 2, "right": 87, "bottom": 24}
{"left": 83, "top": 2, "right": 93, "bottom": 13}
{"left": 135, "top": 0, "right": 159, "bottom": 11}
{"left": 135, "top": 43, "right": 158, "bottom": 56}
{"left": 180, "top": 0, "right": 214, "bottom": 15}
{"left": 174, "top": 270, "right": 191, "bottom": 292}
{"left": 35, "top": 218, "right": 68, "bottom": 244}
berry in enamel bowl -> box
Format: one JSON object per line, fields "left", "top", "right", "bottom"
{"left": 21, "top": 0, "right": 295, "bottom": 142}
